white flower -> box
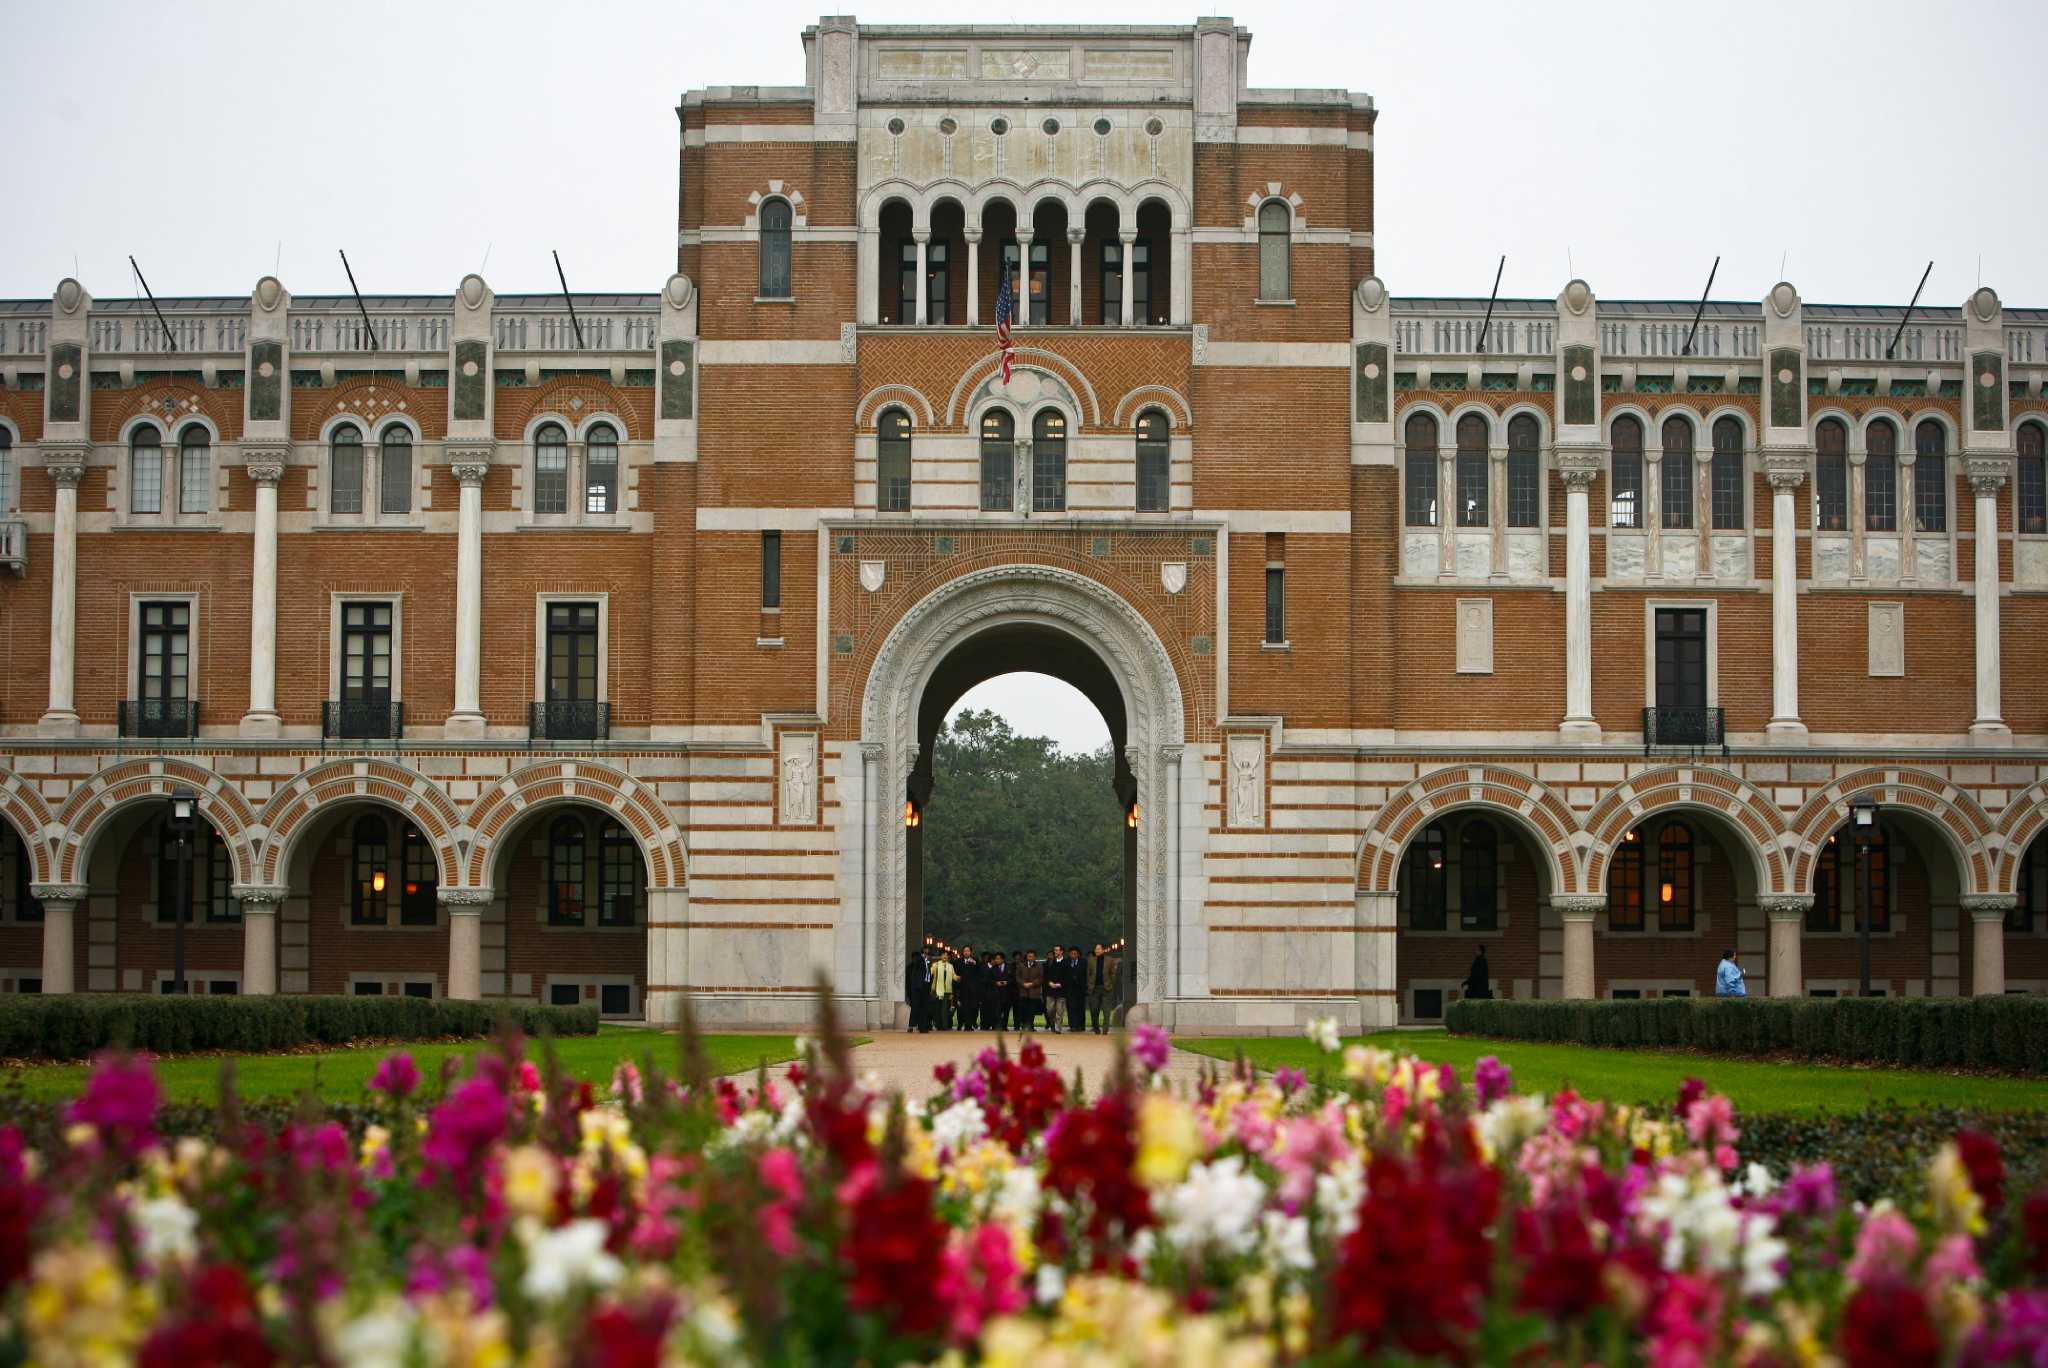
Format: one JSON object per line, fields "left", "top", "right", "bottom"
{"left": 132, "top": 1194, "right": 198, "bottom": 1265}
{"left": 992, "top": 1163, "right": 1042, "bottom": 1229}
{"left": 332, "top": 1301, "right": 417, "bottom": 1368}
{"left": 521, "top": 1218, "right": 624, "bottom": 1302}
{"left": 1739, "top": 1162, "right": 1777, "bottom": 1200}
{"left": 791, "top": 1035, "right": 813, "bottom": 1059}
{"left": 1160, "top": 1155, "right": 1268, "bottom": 1257}
{"left": 1034, "top": 1263, "right": 1066, "bottom": 1307}
{"left": 1129, "top": 1228, "right": 1158, "bottom": 1267}
{"left": 1313, "top": 1158, "right": 1365, "bottom": 1239}
{"left": 772, "top": 1095, "right": 808, "bottom": 1145}
{"left": 1741, "top": 1216, "right": 1789, "bottom": 1296}
{"left": 708, "top": 1110, "right": 774, "bottom": 1153}
{"left": 930, "top": 1098, "right": 989, "bottom": 1155}
{"left": 1259, "top": 1210, "right": 1315, "bottom": 1273}
{"left": 1303, "top": 1016, "right": 1342, "bottom": 1054}
{"left": 1476, "top": 1094, "right": 1549, "bottom": 1159}
{"left": 1636, "top": 1166, "right": 1784, "bottom": 1293}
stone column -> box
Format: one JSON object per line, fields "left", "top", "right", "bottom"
{"left": 39, "top": 455, "right": 86, "bottom": 737}
{"left": 1964, "top": 896, "right": 2013, "bottom": 995}
{"left": 1695, "top": 441, "right": 1714, "bottom": 578}
{"left": 1558, "top": 459, "right": 1599, "bottom": 739}
{"left": 446, "top": 454, "right": 490, "bottom": 738}
{"left": 964, "top": 229, "right": 981, "bottom": 325}
{"left": 234, "top": 885, "right": 287, "bottom": 995}
{"left": 1066, "top": 228, "right": 1083, "bottom": 326}
{"left": 1119, "top": 230, "right": 1138, "bottom": 326}
{"left": 1899, "top": 453, "right": 1919, "bottom": 585}
{"left": 1436, "top": 448, "right": 1456, "bottom": 578}
{"left": 1967, "top": 463, "right": 2008, "bottom": 740}
{"left": 912, "top": 230, "right": 929, "bottom": 326}
{"left": 442, "top": 889, "right": 492, "bottom": 1000}
{"left": 1764, "top": 465, "right": 1808, "bottom": 739}
{"left": 241, "top": 452, "right": 286, "bottom": 736}
{"left": 1554, "top": 895, "right": 1603, "bottom": 1000}
{"left": 1488, "top": 446, "right": 1508, "bottom": 579}
{"left": 1015, "top": 231, "right": 1034, "bottom": 324}
{"left": 1644, "top": 448, "right": 1664, "bottom": 580}
{"left": 1848, "top": 449, "right": 1868, "bottom": 582}
{"left": 644, "top": 883, "right": 689, "bottom": 1025}
{"left": 31, "top": 884, "right": 86, "bottom": 995}
{"left": 1762, "top": 895, "right": 1810, "bottom": 997}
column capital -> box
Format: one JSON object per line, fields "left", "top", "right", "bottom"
{"left": 1961, "top": 894, "right": 2017, "bottom": 918}
{"left": 1964, "top": 455, "right": 2010, "bottom": 494}
{"left": 1759, "top": 446, "right": 1810, "bottom": 488}
{"left": 29, "top": 883, "right": 89, "bottom": 905}
{"left": 1552, "top": 895, "right": 1605, "bottom": 919}
{"left": 242, "top": 444, "right": 289, "bottom": 484}
{"left": 1118, "top": 229, "right": 1138, "bottom": 244}
{"left": 448, "top": 445, "right": 493, "bottom": 486}
{"left": 1760, "top": 894, "right": 1813, "bottom": 921}
{"left": 40, "top": 447, "right": 89, "bottom": 487}
{"left": 1554, "top": 444, "right": 1603, "bottom": 488}
{"left": 963, "top": 227, "right": 983, "bottom": 244}
{"left": 911, "top": 229, "right": 931, "bottom": 244}
{"left": 1066, "top": 227, "right": 1084, "bottom": 245}
{"left": 438, "top": 887, "right": 495, "bottom": 909}
{"left": 231, "top": 884, "right": 290, "bottom": 910}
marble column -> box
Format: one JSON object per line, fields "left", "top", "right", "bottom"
{"left": 1963, "top": 896, "right": 2012, "bottom": 995}
{"left": 964, "top": 229, "right": 981, "bottom": 325}
{"left": 1695, "top": 444, "right": 1714, "bottom": 578}
{"left": 1554, "top": 895, "right": 1603, "bottom": 1000}
{"left": 1762, "top": 895, "right": 1810, "bottom": 997}
{"left": 446, "top": 456, "right": 490, "bottom": 738}
{"left": 1355, "top": 891, "right": 1397, "bottom": 1030}
{"left": 1015, "top": 232, "right": 1034, "bottom": 323}
{"left": 1644, "top": 450, "right": 1664, "bottom": 580}
{"left": 443, "top": 889, "right": 492, "bottom": 1000}
{"left": 1436, "top": 449, "right": 1456, "bottom": 578}
{"left": 1067, "top": 228, "right": 1083, "bottom": 326}
{"left": 1559, "top": 463, "right": 1599, "bottom": 739}
{"left": 234, "top": 885, "right": 287, "bottom": 995}
{"left": 39, "top": 454, "right": 86, "bottom": 736}
{"left": 1765, "top": 467, "right": 1807, "bottom": 739}
{"left": 241, "top": 452, "right": 286, "bottom": 736}
{"left": 1119, "top": 230, "right": 1137, "bottom": 326}
{"left": 1899, "top": 454, "right": 1919, "bottom": 585}
{"left": 912, "top": 231, "right": 929, "bottom": 326}
{"left": 1488, "top": 447, "right": 1508, "bottom": 579}
{"left": 1968, "top": 465, "right": 2009, "bottom": 739}
{"left": 31, "top": 884, "right": 86, "bottom": 995}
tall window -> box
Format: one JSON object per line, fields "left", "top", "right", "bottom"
{"left": 2010, "top": 845, "right": 2043, "bottom": 934}
{"left": 760, "top": 531, "right": 781, "bottom": 610}
{"left": 1610, "top": 416, "right": 1644, "bottom": 528}
{"left": 877, "top": 409, "right": 912, "bottom": 513}
{"left": 1913, "top": 419, "right": 1946, "bottom": 533}
{"left": 1816, "top": 419, "right": 1848, "bottom": 531}
{"left": 1654, "top": 606, "right": 1707, "bottom": 710}
{"left": 894, "top": 239, "right": 917, "bottom": 325}
{"left": 584, "top": 423, "right": 617, "bottom": 515}
{"left": 547, "top": 816, "right": 589, "bottom": 926}
{"left": 1257, "top": 200, "right": 1290, "bottom": 301}
{"left": 926, "top": 240, "right": 950, "bottom": 324}
{"left": 341, "top": 602, "right": 393, "bottom": 703}
{"left": 1026, "top": 240, "right": 1050, "bottom": 324}
{"left": 1865, "top": 420, "right": 1897, "bottom": 532}
{"left": 1031, "top": 409, "right": 1066, "bottom": 513}
{"left": 1455, "top": 414, "right": 1489, "bottom": 527}
{"left": 1661, "top": 415, "right": 1694, "bottom": 529}
{"left": 1812, "top": 827, "right": 1889, "bottom": 933}
{"left": 1135, "top": 410, "right": 1170, "bottom": 513}
{"left": 2021, "top": 422, "right": 2048, "bottom": 535}
{"left": 0, "top": 426, "right": 12, "bottom": 512}
{"left": 1657, "top": 823, "right": 1695, "bottom": 931}
{"left": 1610, "top": 834, "right": 1644, "bottom": 930}
{"left": 400, "top": 823, "right": 437, "bottom": 927}
{"left": 546, "top": 602, "right": 600, "bottom": 705}
{"left": 1099, "top": 240, "right": 1123, "bottom": 325}
{"left": 1459, "top": 821, "right": 1497, "bottom": 931}
{"left": 349, "top": 815, "right": 391, "bottom": 927}
{"left": 1100, "top": 239, "right": 1152, "bottom": 324}
{"left": 1402, "top": 822, "right": 1448, "bottom": 930}
{"left": 380, "top": 427, "right": 413, "bottom": 515}
{"left": 130, "top": 427, "right": 164, "bottom": 515}
{"left": 1130, "top": 238, "right": 1152, "bottom": 323}
{"left": 599, "top": 821, "right": 640, "bottom": 927}
{"left": 1404, "top": 413, "right": 1439, "bottom": 527}
{"left": 139, "top": 600, "right": 190, "bottom": 705}
{"left": 980, "top": 409, "right": 1015, "bottom": 511}
{"left": 1711, "top": 417, "right": 1745, "bottom": 530}
{"left": 178, "top": 427, "right": 210, "bottom": 514}
{"left": 1506, "top": 414, "right": 1540, "bottom": 528}
{"left": 329, "top": 424, "right": 363, "bottom": 516}
{"left": 534, "top": 423, "right": 569, "bottom": 515}
{"left": 758, "top": 198, "right": 792, "bottom": 299}
{"left": 1264, "top": 565, "right": 1285, "bottom": 645}
{"left": 158, "top": 822, "right": 236, "bottom": 926}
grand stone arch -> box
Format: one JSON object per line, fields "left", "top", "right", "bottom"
{"left": 853, "top": 564, "right": 1189, "bottom": 1025}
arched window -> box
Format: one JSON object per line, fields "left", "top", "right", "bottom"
{"left": 979, "top": 409, "right": 1015, "bottom": 511}
{"left": 534, "top": 423, "right": 569, "bottom": 515}
{"left": 380, "top": 427, "right": 413, "bottom": 516}
{"left": 349, "top": 815, "right": 391, "bottom": 927}
{"left": 2021, "top": 422, "right": 2048, "bottom": 535}
{"left": 759, "top": 198, "right": 793, "bottom": 299}
{"left": 877, "top": 408, "right": 912, "bottom": 513}
{"left": 1610, "top": 416, "right": 1644, "bottom": 528}
{"left": 1661, "top": 415, "right": 1694, "bottom": 529}
{"left": 400, "top": 821, "right": 437, "bottom": 926}
{"left": 1657, "top": 823, "right": 1695, "bottom": 931}
{"left": 1459, "top": 821, "right": 1498, "bottom": 931}
{"left": 584, "top": 423, "right": 618, "bottom": 515}
{"left": 1913, "top": 419, "right": 1946, "bottom": 533}
{"left": 2011, "top": 844, "right": 2044, "bottom": 934}
{"left": 1455, "top": 414, "right": 1489, "bottom": 527}
{"left": 130, "top": 426, "right": 164, "bottom": 515}
{"left": 1032, "top": 409, "right": 1066, "bottom": 513}
{"left": 1135, "top": 409, "right": 1170, "bottom": 513}
{"left": 0, "top": 425, "right": 12, "bottom": 512}
{"left": 547, "top": 816, "right": 589, "bottom": 927}
{"left": 1403, "top": 413, "right": 1439, "bottom": 527}
{"left": 1812, "top": 825, "right": 1889, "bottom": 933}
{"left": 1402, "top": 821, "right": 1448, "bottom": 930}
{"left": 1505, "top": 414, "right": 1540, "bottom": 528}
{"left": 1256, "top": 200, "right": 1290, "bottom": 301}
{"left": 1711, "top": 417, "right": 1745, "bottom": 530}
{"left": 178, "top": 426, "right": 211, "bottom": 515}
{"left": 598, "top": 820, "right": 641, "bottom": 927}
{"left": 1815, "top": 419, "right": 1848, "bottom": 530}
{"left": 154, "top": 822, "right": 236, "bottom": 929}
{"left": 1865, "top": 420, "right": 1897, "bottom": 532}
{"left": 329, "top": 424, "right": 363, "bottom": 516}
{"left": 1609, "top": 831, "right": 1644, "bottom": 930}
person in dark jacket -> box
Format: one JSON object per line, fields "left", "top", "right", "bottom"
{"left": 906, "top": 949, "right": 931, "bottom": 1032}
{"left": 1015, "top": 951, "right": 1044, "bottom": 1031}
{"left": 1461, "top": 948, "right": 1493, "bottom": 1002}
{"left": 1043, "top": 947, "right": 1065, "bottom": 1033}
{"left": 1062, "top": 947, "right": 1088, "bottom": 1035}
{"left": 986, "top": 953, "right": 1011, "bottom": 1031}
{"left": 955, "top": 946, "right": 980, "bottom": 1030}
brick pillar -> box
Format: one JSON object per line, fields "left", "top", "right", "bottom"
{"left": 1763, "top": 895, "right": 1809, "bottom": 997}
{"left": 1554, "top": 895, "right": 1602, "bottom": 1000}
{"left": 31, "top": 884, "right": 86, "bottom": 994}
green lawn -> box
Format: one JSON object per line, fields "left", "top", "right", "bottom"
{"left": 1, "top": 1029, "right": 803, "bottom": 1105}
{"left": 1175, "top": 1031, "right": 2048, "bottom": 1115}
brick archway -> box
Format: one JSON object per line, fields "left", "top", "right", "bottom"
{"left": 1582, "top": 766, "right": 1789, "bottom": 896}
{"left": 1787, "top": 767, "right": 1993, "bottom": 897}
{"left": 463, "top": 760, "right": 685, "bottom": 891}
{"left": 1358, "top": 767, "right": 1580, "bottom": 896}
{"left": 0, "top": 770, "right": 55, "bottom": 885}
{"left": 55, "top": 759, "right": 259, "bottom": 887}
{"left": 255, "top": 759, "right": 466, "bottom": 887}
{"left": 1987, "top": 778, "right": 2048, "bottom": 899}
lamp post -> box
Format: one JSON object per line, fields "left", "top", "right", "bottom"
{"left": 1849, "top": 795, "right": 1880, "bottom": 998}
{"left": 167, "top": 786, "right": 197, "bottom": 996}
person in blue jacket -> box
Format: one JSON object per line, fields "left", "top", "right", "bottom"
{"left": 1715, "top": 948, "right": 1747, "bottom": 998}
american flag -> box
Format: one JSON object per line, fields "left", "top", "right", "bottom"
{"left": 993, "top": 270, "right": 1015, "bottom": 384}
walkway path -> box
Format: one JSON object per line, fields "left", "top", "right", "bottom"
{"left": 839, "top": 1029, "right": 1211, "bottom": 1102}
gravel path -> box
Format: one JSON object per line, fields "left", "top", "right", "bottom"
{"left": 808, "top": 1028, "right": 1213, "bottom": 1103}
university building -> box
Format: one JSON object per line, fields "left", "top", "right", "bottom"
{"left": 0, "top": 16, "right": 2043, "bottom": 1029}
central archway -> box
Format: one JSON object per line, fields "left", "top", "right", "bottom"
{"left": 856, "top": 565, "right": 1188, "bottom": 1024}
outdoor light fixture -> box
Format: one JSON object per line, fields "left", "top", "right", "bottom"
{"left": 1127, "top": 802, "right": 1139, "bottom": 829}
{"left": 1623, "top": 829, "right": 1637, "bottom": 843}
{"left": 1847, "top": 795, "right": 1882, "bottom": 996}
{"left": 1849, "top": 796, "right": 1879, "bottom": 840}
{"left": 405, "top": 882, "right": 418, "bottom": 896}
{"left": 904, "top": 799, "right": 920, "bottom": 829}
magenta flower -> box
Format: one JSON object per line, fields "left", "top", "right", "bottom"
{"left": 1774, "top": 1163, "right": 1838, "bottom": 1221}
{"left": 1473, "top": 1055, "right": 1512, "bottom": 1107}
{"left": 287, "top": 1122, "right": 352, "bottom": 1177}
{"left": 420, "top": 1076, "right": 508, "bottom": 1184}
{"left": 1130, "top": 1023, "right": 1171, "bottom": 1075}
{"left": 406, "top": 1243, "right": 494, "bottom": 1307}
{"left": 67, "top": 1053, "right": 162, "bottom": 1155}
{"left": 1848, "top": 1206, "right": 1920, "bottom": 1285}
{"left": 367, "top": 1052, "right": 420, "bottom": 1101}
{"left": 1273, "top": 1066, "right": 1307, "bottom": 1096}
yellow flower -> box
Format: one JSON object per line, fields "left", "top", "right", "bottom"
{"left": 359, "top": 1124, "right": 392, "bottom": 1175}
{"left": 23, "top": 1243, "right": 152, "bottom": 1368}
{"left": 1135, "top": 1093, "right": 1199, "bottom": 1188}
{"left": 502, "top": 1144, "right": 559, "bottom": 1221}
{"left": 1927, "top": 1142, "right": 1986, "bottom": 1236}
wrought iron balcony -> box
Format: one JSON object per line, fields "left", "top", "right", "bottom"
{"left": 119, "top": 698, "right": 198, "bottom": 740}
{"left": 322, "top": 699, "right": 404, "bottom": 746}
{"left": 1643, "top": 705, "right": 1726, "bottom": 756}
{"left": 530, "top": 700, "right": 609, "bottom": 745}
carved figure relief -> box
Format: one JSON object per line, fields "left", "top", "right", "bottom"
{"left": 1227, "top": 735, "right": 1264, "bottom": 828}
{"left": 779, "top": 733, "right": 818, "bottom": 825}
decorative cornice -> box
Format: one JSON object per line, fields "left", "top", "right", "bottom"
{"left": 447, "top": 447, "right": 493, "bottom": 486}
{"left": 39, "top": 447, "right": 89, "bottom": 487}
{"left": 438, "top": 888, "right": 496, "bottom": 908}
{"left": 1552, "top": 895, "right": 1606, "bottom": 917}
{"left": 1758, "top": 447, "right": 1810, "bottom": 489}
{"left": 241, "top": 445, "right": 289, "bottom": 485}
{"left": 1760, "top": 895, "right": 1814, "bottom": 918}
{"left": 231, "top": 884, "right": 290, "bottom": 909}
{"left": 28, "top": 883, "right": 88, "bottom": 905}
{"left": 1964, "top": 455, "right": 2010, "bottom": 494}
{"left": 1960, "top": 894, "right": 2017, "bottom": 915}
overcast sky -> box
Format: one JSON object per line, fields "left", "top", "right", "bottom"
{"left": 8, "top": 1, "right": 2041, "bottom": 749}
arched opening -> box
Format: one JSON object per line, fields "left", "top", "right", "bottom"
{"left": 277, "top": 800, "right": 450, "bottom": 999}
{"left": 979, "top": 199, "right": 1020, "bottom": 323}
{"left": 1135, "top": 199, "right": 1173, "bottom": 325}
{"left": 1392, "top": 809, "right": 1552, "bottom": 1023}
{"left": 0, "top": 823, "right": 42, "bottom": 993}
{"left": 1805, "top": 808, "right": 1963, "bottom": 997}
{"left": 79, "top": 804, "right": 244, "bottom": 995}
{"left": 484, "top": 802, "right": 651, "bottom": 1019}
{"left": 1028, "top": 199, "right": 1069, "bottom": 324}
{"left": 2010, "top": 832, "right": 2048, "bottom": 994}
{"left": 928, "top": 198, "right": 966, "bottom": 325}
{"left": 1082, "top": 198, "right": 1122, "bottom": 325}
{"left": 1596, "top": 812, "right": 1761, "bottom": 999}
{"left": 878, "top": 199, "right": 914, "bottom": 326}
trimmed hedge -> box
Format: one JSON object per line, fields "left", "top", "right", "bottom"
{"left": 0, "top": 994, "right": 600, "bottom": 1062}
{"left": 1444, "top": 994, "right": 2048, "bottom": 1074}
{"left": 1740, "top": 1105, "right": 2048, "bottom": 1207}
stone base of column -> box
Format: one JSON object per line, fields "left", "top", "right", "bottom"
{"left": 239, "top": 711, "right": 282, "bottom": 740}
{"left": 1967, "top": 719, "right": 2012, "bottom": 746}
{"left": 444, "top": 711, "right": 487, "bottom": 740}
{"left": 1557, "top": 719, "right": 1601, "bottom": 744}
{"left": 36, "top": 711, "right": 79, "bottom": 738}
{"left": 1765, "top": 718, "right": 1808, "bottom": 744}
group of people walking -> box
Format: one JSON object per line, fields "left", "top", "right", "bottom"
{"left": 906, "top": 941, "right": 1124, "bottom": 1034}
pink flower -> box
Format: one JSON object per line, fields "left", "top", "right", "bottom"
{"left": 420, "top": 1076, "right": 508, "bottom": 1185}
{"left": 610, "top": 1062, "right": 643, "bottom": 1105}
{"left": 516, "top": 1061, "right": 542, "bottom": 1094}
{"left": 1848, "top": 1207, "right": 1920, "bottom": 1286}
{"left": 1646, "top": 1273, "right": 1720, "bottom": 1368}
{"left": 1923, "top": 1233, "right": 1980, "bottom": 1292}
{"left": 937, "top": 1223, "right": 1027, "bottom": 1345}
{"left": 1381, "top": 1084, "right": 1408, "bottom": 1128}
{"left": 286, "top": 1122, "right": 352, "bottom": 1177}
{"left": 1683, "top": 1093, "right": 1740, "bottom": 1170}
{"left": 1130, "top": 1024, "right": 1171, "bottom": 1075}
{"left": 406, "top": 1243, "right": 494, "bottom": 1307}
{"left": 1473, "top": 1056, "right": 1512, "bottom": 1107}
{"left": 67, "top": 1053, "right": 162, "bottom": 1155}
{"left": 1273, "top": 1066, "right": 1306, "bottom": 1096}
{"left": 367, "top": 1052, "right": 420, "bottom": 1101}
{"left": 1230, "top": 1101, "right": 1277, "bottom": 1155}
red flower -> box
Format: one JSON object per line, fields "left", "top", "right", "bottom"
{"left": 2025, "top": 1188, "right": 2048, "bottom": 1276}
{"left": 1042, "top": 1092, "right": 1152, "bottom": 1252}
{"left": 1954, "top": 1129, "right": 2006, "bottom": 1214}
{"left": 1328, "top": 1144, "right": 1500, "bottom": 1359}
{"left": 138, "top": 1265, "right": 273, "bottom": 1368}
{"left": 839, "top": 1163, "right": 950, "bottom": 1341}
{"left": 578, "top": 1297, "right": 677, "bottom": 1368}
{"left": 1840, "top": 1277, "right": 1941, "bottom": 1367}
{"left": 1514, "top": 1203, "right": 1607, "bottom": 1320}
{"left": 0, "top": 1129, "right": 43, "bottom": 1294}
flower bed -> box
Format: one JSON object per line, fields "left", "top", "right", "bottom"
{"left": 4, "top": 1015, "right": 2045, "bottom": 1364}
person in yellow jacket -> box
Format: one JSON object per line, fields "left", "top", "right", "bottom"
{"left": 928, "top": 951, "right": 958, "bottom": 1031}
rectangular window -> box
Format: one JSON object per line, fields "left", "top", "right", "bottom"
{"left": 926, "top": 240, "right": 949, "bottom": 325}
{"left": 2019, "top": 456, "right": 2046, "bottom": 534}
{"left": 380, "top": 438, "right": 413, "bottom": 515}
{"left": 1611, "top": 455, "right": 1643, "bottom": 528}
{"left": 545, "top": 602, "right": 600, "bottom": 704}
{"left": 534, "top": 442, "right": 568, "bottom": 515}
{"left": 1661, "top": 456, "right": 1694, "bottom": 529}
{"left": 341, "top": 602, "right": 393, "bottom": 702}
{"left": 1455, "top": 451, "right": 1488, "bottom": 527}
{"left": 331, "top": 442, "right": 363, "bottom": 515}
{"left": 1405, "top": 453, "right": 1438, "bottom": 527}
{"left": 399, "top": 828, "right": 436, "bottom": 927}
{"left": 1130, "top": 240, "right": 1151, "bottom": 324}
{"left": 1027, "top": 241, "right": 1050, "bottom": 324}
{"left": 1913, "top": 457, "right": 1947, "bottom": 533}
{"left": 353, "top": 981, "right": 381, "bottom": 996}
{"left": 131, "top": 447, "right": 163, "bottom": 515}
{"left": 402, "top": 980, "right": 433, "bottom": 999}
{"left": 600, "top": 836, "right": 638, "bottom": 928}
{"left": 1264, "top": 566, "right": 1285, "bottom": 645}
{"left": 1654, "top": 607, "right": 1708, "bottom": 710}
{"left": 895, "top": 239, "right": 916, "bottom": 325}
{"left": 1412, "top": 988, "right": 1444, "bottom": 1021}
{"left": 1506, "top": 452, "right": 1539, "bottom": 527}
{"left": 1866, "top": 457, "right": 1897, "bottom": 532}
{"left": 1611, "top": 988, "right": 1642, "bottom": 1000}
{"left": 761, "top": 531, "right": 782, "bottom": 609}
{"left": 600, "top": 983, "right": 631, "bottom": 1016}
{"left": 1099, "top": 241, "right": 1122, "bottom": 325}
{"left": 1816, "top": 456, "right": 1848, "bottom": 531}
{"left": 139, "top": 601, "right": 191, "bottom": 703}
{"left": 549, "top": 983, "right": 580, "bottom": 1007}
{"left": 178, "top": 443, "right": 210, "bottom": 514}
{"left": 1711, "top": 450, "right": 1745, "bottom": 529}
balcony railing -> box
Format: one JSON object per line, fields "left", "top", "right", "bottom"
{"left": 120, "top": 699, "right": 199, "bottom": 741}
{"left": 530, "top": 700, "right": 609, "bottom": 746}
{"left": 322, "top": 699, "right": 404, "bottom": 748}
{"left": 1643, "top": 705, "right": 1726, "bottom": 756}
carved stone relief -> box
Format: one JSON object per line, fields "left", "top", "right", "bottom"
{"left": 779, "top": 732, "right": 818, "bottom": 826}
{"left": 1867, "top": 602, "right": 1905, "bottom": 678}
{"left": 1455, "top": 598, "right": 1494, "bottom": 675}
{"left": 1227, "top": 734, "right": 1264, "bottom": 828}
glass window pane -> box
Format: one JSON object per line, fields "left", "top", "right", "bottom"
{"left": 534, "top": 425, "right": 568, "bottom": 515}
{"left": 1404, "top": 414, "right": 1438, "bottom": 527}
{"left": 1913, "top": 420, "right": 1946, "bottom": 533}
{"left": 1135, "top": 411, "right": 1169, "bottom": 512}
{"left": 878, "top": 410, "right": 912, "bottom": 512}
{"left": 1711, "top": 418, "right": 1745, "bottom": 530}
{"left": 980, "top": 409, "right": 1014, "bottom": 511}
{"left": 0, "top": 426, "right": 12, "bottom": 511}
{"left": 1032, "top": 410, "right": 1065, "bottom": 513}
{"left": 759, "top": 199, "right": 792, "bottom": 298}
{"left": 381, "top": 430, "right": 413, "bottom": 515}
{"left": 1816, "top": 420, "right": 1848, "bottom": 530}
{"left": 585, "top": 425, "right": 617, "bottom": 515}
{"left": 331, "top": 426, "right": 363, "bottom": 515}
{"left": 2020, "top": 424, "right": 2047, "bottom": 534}
{"left": 1455, "top": 415, "right": 1488, "bottom": 527}
{"left": 548, "top": 818, "right": 587, "bottom": 926}
{"left": 178, "top": 429, "right": 210, "bottom": 514}
{"left": 1661, "top": 418, "right": 1693, "bottom": 529}
{"left": 131, "top": 429, "right": 163, "bottom": 515}
{"left": 1257, "top": 201, "right": 1289, "bottom": 300}
{"left": 1611, "top": 418, "right": 1642, "bottom": 528}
